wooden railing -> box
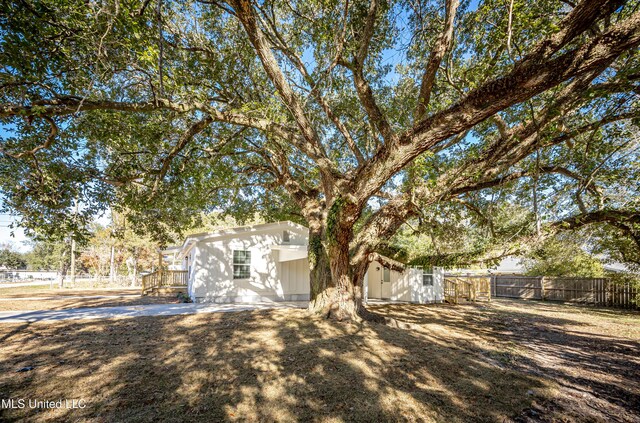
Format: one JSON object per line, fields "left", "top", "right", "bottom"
{"left": 142, "top": 270, "right": 188, "bottom": 295}
{"left": 444, "top": 275, "right": 492, "bottom": 304}
{"left": 444, "top": 278, "right": 459, "bottom": 304}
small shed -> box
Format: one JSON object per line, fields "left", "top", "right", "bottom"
{"left": 365, "top": 255, "right": 444, "bottom": 303}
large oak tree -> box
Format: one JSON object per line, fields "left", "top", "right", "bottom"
{"left": 1, "top": 0, "right": 639, "bottom": 320}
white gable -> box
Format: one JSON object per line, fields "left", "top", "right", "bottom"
{"left": 176, "top": 221, "right": 308, "bottom": 258}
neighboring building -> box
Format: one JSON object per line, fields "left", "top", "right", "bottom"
{"left": 489, "top": 257, "right": 635, "bottom": 275}
{"left": 0, "top": 270, "right": 58, "bottom": 281}
{"left": 171, "top": 221, "right": 444, "bottom": 304}
{"left": 161, "top": 246, "right": 184, "bottom": 270}
{"left": 491, "top": 257, "right": 526, "bottom": 275}
{"left": 601, "top": 260, "right": 633, "bottom": 274}
{"left": 365, "top": 255, "right": 445, "bottom": 304}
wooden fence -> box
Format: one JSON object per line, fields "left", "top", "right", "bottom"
{"left": 491, "top": 275, "right": 639, "bottom": 309}
{"left": 141, "top": 270, "right": 188, "bottom": 295}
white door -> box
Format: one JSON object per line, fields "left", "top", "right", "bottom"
{"left": 381, "top": 267, "right": 391, "bottom": 299}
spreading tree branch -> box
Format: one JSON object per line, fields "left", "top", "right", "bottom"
{"left": 1, "top": 116, "right": 58, "bottom": 159}
{"left": 414, "top": 0, "right": 460, "bottom": 121}
{"left": 151, "top": 114, "right": 215, "bottom": 195}
{"left": 353, "top": 6, "right": 640, "bottom": 204}
{"left": 229, "top": 0, "right": 336, "bottom": 188}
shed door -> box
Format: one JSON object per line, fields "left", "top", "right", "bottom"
{"left": 381, "top": 267, "right": 391, "bottom": 299}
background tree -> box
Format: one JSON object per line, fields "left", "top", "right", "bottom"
{"left": 380, "top": 202, "right": 536, "bottom": 268}
{"left": 23, "top": 238, "right": 71, "bottom": 286}
{"left": 1, "top": 0, "right": 639, "bottom": 319}
{"left": 521, "top": 235, "right": 605, "bottom": 277}
{"left": 590, "top": 224, "right": 640, "bottom": 272}
{"left": 78, "top": 223, "right": 112, "bottom": 283}
{"left": 76, "top": 215, "right": 161, "bottom": 286}
{"left": 111, "top": 215, "right": 161, "bottom": 287}
{"left": 0, "top": 244, "right": 27, "bottom": 269}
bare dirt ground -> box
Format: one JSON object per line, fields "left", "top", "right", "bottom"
{"left": 0, "top": 298, "right": 638, "bottom": 422}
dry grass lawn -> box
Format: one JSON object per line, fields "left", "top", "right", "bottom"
{"left": 0, "top": 299, "right": 638, "bottom": 422}
{"left": 0, "top": 287, "right": 141, "bottom": 298}
{"left": 0, "top": 296, "right": 181, "bottom": 312}
{"left": 0, "top": 288, "right": 181, "bottom": 311}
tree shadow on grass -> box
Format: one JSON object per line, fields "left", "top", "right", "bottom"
{"left": 370, "top": 299, "right": 640, "bottom": 422}
{"left": 0, "top": 296, "right": 640, "bottom": 421}
{"left": 3, "top": 299, "right": 635, "bottom": 422}
{"left": 0, "top": 294, "right": 180, "bottom": 313}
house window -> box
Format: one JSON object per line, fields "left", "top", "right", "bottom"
{"left": 233, "top": 250, "right": 251, "bottom": 279}
{"left": 283, "top": 230, "right": 290, "bottom": 244}
{"left": 423, "top": 266, "right": 434, "bottom": 286}
{"left": 383, "top": 266, "right": 391, "bottom": 282}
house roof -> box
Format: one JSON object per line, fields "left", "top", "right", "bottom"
{"left": 174, "top": 221, "right": 308, "bottom": 258}
{"left": 186, "top": 220, "right": 307, "bottom": 241}
{"left": 490, "top": 257, "right": 526, "bottom": 274}
{"left": 160, "top": 245, "right": 182, "bottom": 255}
{"left": 603, "top": 262, "right": 632, "bottom": 273}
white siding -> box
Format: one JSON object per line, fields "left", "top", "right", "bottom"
{"left": 182, "top": 220, "right": 443, "bottom": 305}
{"left": 391, "top": 268, "right": 412, "bottom": 301}
{"left": 278, "top": 258, "right": 310, "bottom": 296}
{"left": 410, "top": 267, "right": 444, "bottom": 303}
{"left": 189, "top": 224, "right": 310, "bottom": 303}
{"left": 366, "top": 262, "right": 444, "bottom": 304}
{"left": 188, "top": 246, "right": 198, "bottom": 299}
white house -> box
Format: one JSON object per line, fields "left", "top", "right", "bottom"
{"left": 172, "top": 221, "right": 444, "bottom": 304}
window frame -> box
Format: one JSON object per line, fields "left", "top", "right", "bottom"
{"left": 422, "top": 266, "right": 434, "bottom": 286}
{"left": 232, "top": 249, "right": 251, "bottom": 280}
{"left": 382, "top": 266, "right": 391, "bottom": 283}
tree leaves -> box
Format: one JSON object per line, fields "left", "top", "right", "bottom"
{"left": 0, "top": 0, "right": 638, "bottom": 271}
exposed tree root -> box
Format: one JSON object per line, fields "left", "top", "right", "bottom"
{"left": 308, "top": 295, "right": 406, "bottom": 327}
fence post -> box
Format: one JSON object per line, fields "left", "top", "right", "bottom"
{"left": 540, "top": 276, "right": 545, "bottom": 301}
{"left": 490, "top": 275, "right": 494, "bottom": 300}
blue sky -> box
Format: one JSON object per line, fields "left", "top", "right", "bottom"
{"left": 0, "top": 123, "right": 28, "bottom": 250}
{"left": 0, "top": 215, "right": 28, "bottom": 252}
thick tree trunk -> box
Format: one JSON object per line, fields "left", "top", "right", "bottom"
{"left": 307, "top": 226, "right": 382, "bottom": 322}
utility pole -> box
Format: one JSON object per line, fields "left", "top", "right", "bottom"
{"left": 70, "top": 237, "right": 76, "bottom": 287}
{"left": 69, "top": 198, "right": 79, "bottom": 288}
{"left": 109, "top": 208, "right": 117, "bottom": 285}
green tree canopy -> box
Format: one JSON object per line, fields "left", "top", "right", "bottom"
{"left": 522, "top": 235, "right": 605, "bottom": 277}
{"left": 1, "top": 0, "right": 639, "bottom": 319}
{"left": 0, "top": 245, "right": 27, "bottom": 269}
{"left": 24, "top": 239, "right": 69, "bottom": 271}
